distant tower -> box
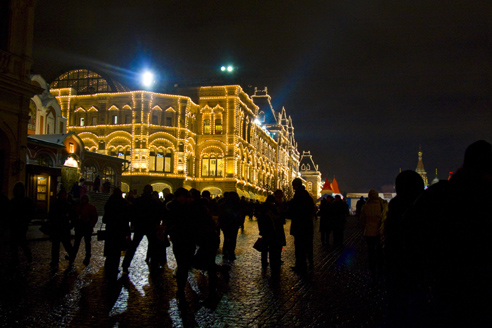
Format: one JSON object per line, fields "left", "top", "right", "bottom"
{"left": 431, "top": 168, "right": 439, "bottom": 185}
{"left": 416, "top": 148, "right": 429, "bottom": 186}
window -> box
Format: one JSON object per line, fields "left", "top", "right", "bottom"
{"left": 125, "top": 115, "right": 131, "bottom": 124}
{"left": 204, "top": 119, "right": 211, "bottom": 134}
{"left": 201, "top": 155, "right": 223, "bottom": 177}
{"left": 112, "top": 115, "right": 118, "bottom": 124}
{"left": 149, "top": 149, "right": 172, "bottom": 173}
{"left": 215, "top": 118, "right": 222, "bottom": 134}
{"left": 166, "top": 117, "right": 172, "bottom": 127}
{"left": 92, "top": 116, "right": 97, "bottom": 125}
{"left": 152, "top": 115, "right": 158, "bottom": 125}
{"left": 69, "top": 143, "right": 74, "bottom": 153}
{"left": 80, "top": 117, "right": 85, "bottom": 126}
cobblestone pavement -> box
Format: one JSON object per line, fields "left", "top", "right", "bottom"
{"left": 0, "top": 216, "right": 388, "bottom": 327}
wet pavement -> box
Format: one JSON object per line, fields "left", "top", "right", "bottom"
{"left": 0, "top": 217, "right": 388, "bottom": 327}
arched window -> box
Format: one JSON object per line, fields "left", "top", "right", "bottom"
{"left": 204, "top": 119, "right": 211, "bottom": 134}
{"left": 215, "top": 118, "right": 222, "bottom": 134}
{"left": 202, "top": 154, "right": 223, "bottom": 177}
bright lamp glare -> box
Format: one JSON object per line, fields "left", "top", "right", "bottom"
{"left": 142, "top": 71, "right": 154, "bottom": 88}
{"left": 227, "top": 66, "right": 233, "bottom": 72}
{"left": 221, "top": 66, "right": 226, "bottom": 71}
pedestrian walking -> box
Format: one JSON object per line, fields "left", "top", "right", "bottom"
{"left": 359, "top": 189, "right": 386, "bottom": 280}
{"left": 103, "top": 188, "right": 130, "bottom": 278}
{"left": 48, "top": 190, "right": 74, "bottom": 269}
{"left": 167, "top": 188, "right": 196, "bottom": 300}
{"left": 332, "top": 195, "right": 348, "bottom": 247}
{"left": 219, "top": 192, "right": 241, "bottom": 261}
{"left": 257, "top": 195, "right": 285, "bottom": 275}
{"left": 71, "top": 194, "right": 98, "bottom": 265}
{"left": 93, "top": 175, "right": 101, "bottom": 193}
{"left": 288, "top": 178, "right": 316, "bottom": 274}
{"left": 121, "top": 185, "right": 162, "bottom": 273}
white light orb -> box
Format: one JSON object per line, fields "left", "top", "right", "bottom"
{"left": 142, "top": 71, "right": 155, "bottom": 88}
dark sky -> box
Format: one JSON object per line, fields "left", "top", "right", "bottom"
{"left": 32, "top": 1, "right": 492, "bottom": 193}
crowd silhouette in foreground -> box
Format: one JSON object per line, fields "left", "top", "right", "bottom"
{"left": 0, "top": 140, "right": 491, "bottom": 327}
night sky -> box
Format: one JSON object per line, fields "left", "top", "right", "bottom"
{"left": 32, "top": 1, "right": 492, "bottom": 193}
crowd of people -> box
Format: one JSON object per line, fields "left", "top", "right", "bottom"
{"left": 1, "top": 140, "right": 491, "bottom": 326}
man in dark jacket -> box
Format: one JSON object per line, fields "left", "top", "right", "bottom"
{"left": 122, "top": 185, "right": 161, "bottom": 273}
{"left": 71, "top": 194, "right": 98, "bottom": 265}
{"left": 288, "top": 178, "right": 315, "bottom": 273}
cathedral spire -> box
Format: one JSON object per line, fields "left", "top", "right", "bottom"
{"left": 415, "top": 147, "right": 428, "bottom": 186}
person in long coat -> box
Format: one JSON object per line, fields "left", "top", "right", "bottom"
{"left": 167, "top": 188, "right": 197, "bottom": 300}
{"left": 103, "top": 188, "right": 130, "bottom": 277}
{"left": 257, "top": 195, "right": 285, "bottom": 274}
{"left": 288, "top": 178, "right": 315, "bottom": 274}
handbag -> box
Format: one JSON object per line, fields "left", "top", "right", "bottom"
{"left": 97, "top": 224, "right": 106, "bottom": 241}
{"left": 253, "top": 237, "right": 264, "bottom": 252}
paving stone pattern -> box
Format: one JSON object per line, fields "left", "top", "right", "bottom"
{"left": 0, "top": 216, "right": 388, "bottom": 327}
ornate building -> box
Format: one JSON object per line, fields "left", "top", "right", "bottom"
{"left": 299, "top": 151, "right": 322, "bottom": 198}
{"left": 50, "top": 69, "right": 319, "bottom": 200}
{"left": 415, "top": 148, "right": 429, "bottom": 187}
{"left": 26, "top": 75, "right": 127, "bottom": 219}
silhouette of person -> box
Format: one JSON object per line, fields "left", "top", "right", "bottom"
{"left": 8, "top": 182, "right": 35, "bottom": 265}
{"left": 167, "top": 188, "right": 196, "bottom": 300}
{"left": 356, "top": 196, "right": 365, "bottom": 220}
{"left": 122, "top": 185, "right": 161, "bottom": 273}
{"left": 404, "top": 140, "right": 492, "bottom": 327}
{"left": 257, "top": 195, "right": 284, "bottom": 274}
{"left": 382, "top": 170, "right": 424, "bottom": 327}
{"left": 48, "top": 190, "right": 75, "bottom": 268}
{"left": 219, "top": 192, "right": 241, "bottom": 261}
{"left": 93, "top": 175, "right": 101, "bottom": 193}
{"left": 103, "top": 188, "right": 130, "bottom": 277}
{"left": 288, "top": 178, "right": 315, "bottom": 274}
{"left": 71, "top": 194, "right": 98, "bottom": 265}
{"left": 332, "top": 195, "right": 348, "bottom": 247}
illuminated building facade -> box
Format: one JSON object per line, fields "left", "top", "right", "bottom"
{"left": 51, "top": 69, "right": 320, "bottom": 200}
{"left": 26, "top": 75, "right": 127, "bottom": 219}
{"left": 299, "top": 151, "right": 322, "bottom": 198}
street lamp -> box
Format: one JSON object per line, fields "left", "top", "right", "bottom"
{"left": 220, "top": 65, "right": 234, "bottom": 73}
{"left": 141, "top": 71, "right": 155, "bottom": 89}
